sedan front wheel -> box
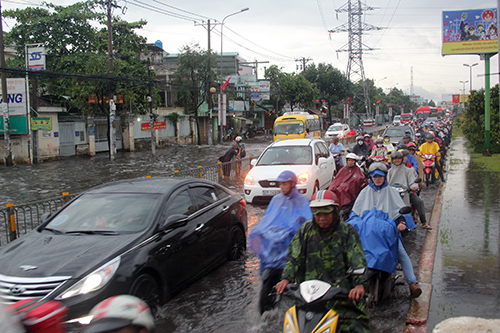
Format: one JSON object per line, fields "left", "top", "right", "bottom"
{"left": 130, "top": 273, "right": 161, "bottom": 316}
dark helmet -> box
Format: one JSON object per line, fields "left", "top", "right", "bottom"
{"left": 398, "top": 143, "right": 408, "bottom": 150}
{"left": 425, "top": 133, "right": 434, "bottom": 139}
{"left": 391, "top": 151, "right": 404, "bottom": 160}
{"left": 401, "top": 149, "right": 409, "bottom": 157}
{"left": 276, "top": 170, "right": 297, "bottom": 185}
{"left": 368, "top": 162, "right": 388, "bottom": 177}
{"left": 375, "top": 138, "right": 383, "bottom": 144}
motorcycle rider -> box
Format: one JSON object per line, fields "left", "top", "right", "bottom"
{"left": 382, "top": 134, "right": 395, "bottom": 155}
{"left": 328, "top": 153, "right": 367, "bottom": 221}
{"left": 370, "top": 138, "right": 388, "bottom": 161}
{"left": 388, "top": 151, "right": 430, "bottom": 229}
{"left": 248, "top": 171, "right": 312, "bottom": 314}
{"left": 397, "top": 144, "right": 419, "bottom": 174}
{"left": 329, "top": 136, "right": 345, "bottom": 169}
{"left": 276, "top": 190, "right": 369, "bottom": 333}
{"left": 363, "top": 133, "right": 376, "bottom": 150}
{"left": 419, "top": 133, "right": 445, "bottom": 182}
{"left": 352, "top": 136, "right": 371, "bottom": 159}
{"left": 348, "top": 163, "right": 422, "bottom": 299}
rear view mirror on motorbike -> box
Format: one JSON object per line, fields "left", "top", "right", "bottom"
{"left": 346, "top": 267, "right": 366, "bottom": 276}
{"left": 399, "top": 206, "right": 412, "bottom": 215}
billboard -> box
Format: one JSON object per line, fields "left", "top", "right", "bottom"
{"left": 442, "top": 8, "right": 498, "bottom": 55}
{"left": 28, "top": 46, "right": 46, "bottom": 71}
{"left": 0, "top": 78, "right": 27, "bottom": 116}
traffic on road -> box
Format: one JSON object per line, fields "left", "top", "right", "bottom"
{"left": 0, "top": 114, "right": 455, "bottom": 332}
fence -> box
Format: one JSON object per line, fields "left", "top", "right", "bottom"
{"left": 0, "top": 157, "right": 255, "bottom": 247}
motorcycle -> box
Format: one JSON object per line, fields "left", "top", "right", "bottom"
{"left": 391, "top": 179, "right": 421, "bottom": 224}
{"left": 365, "top": 206, "right": 412, "bottom": 306}
{"left": 277, "top": 267, "right": 366, "bottom": 333}
{"left": 421, "top": 153, "right": 436, "bottom": 187}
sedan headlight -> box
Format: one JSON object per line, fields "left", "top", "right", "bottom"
{"left": 57, "top": 257, "right": 121, "bottom": 299}
{"left": 297, "top": 172, "right": 309, "bottom": 185}
{"left": 244, "top": 174, "right": 255, "bottom": 185}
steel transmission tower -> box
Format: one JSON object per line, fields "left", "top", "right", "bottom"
{"left": 329, "top": 0, "right": 380, "bottom": 118}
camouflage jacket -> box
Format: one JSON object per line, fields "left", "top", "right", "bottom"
{"left": 282, "top": 219, "right": 368, "bottom": 319}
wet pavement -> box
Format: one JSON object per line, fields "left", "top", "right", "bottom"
{"left": 427, "top": 138, "right": 500, "bottom": 330}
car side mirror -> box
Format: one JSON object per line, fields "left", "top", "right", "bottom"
{"left": 399, "top": 206, "right": 412, "bottom": 215}
{"left": 161, "top": 214, "right": 188, "bottom": 231}
{"left": 317, "top": 156, "right": 327, "bottom": 165}
{"left": 250, "top": 159, "right": 257, "bottom": 166}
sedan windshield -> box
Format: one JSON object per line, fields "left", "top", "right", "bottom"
{"left": 44, "top": 193, "right": 159, "bottom": 234}
{"left": 257, "top": 146, "right": 312, "bottom": 165}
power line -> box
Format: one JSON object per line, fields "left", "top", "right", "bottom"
{"left": 124, "top": 0, "right": 203, "bottom": 23}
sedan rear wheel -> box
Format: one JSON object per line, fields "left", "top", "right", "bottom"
{"left": 130, "top": 274, "right": 161, "bottom": 316}
{"left": 228, "top": 226, "right": 246, "bottom": 261}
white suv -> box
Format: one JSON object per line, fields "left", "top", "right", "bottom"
{"left": 244, "top": 138, "right": 336, "bottom": 204}
{"left": 324, "top": 123, "right": 350, "bottom": 139}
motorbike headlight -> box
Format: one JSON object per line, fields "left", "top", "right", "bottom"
{"left": 244, "top": 174, "right": 254, "bottom": 185}
{"left": 297, "top": 172, "right": 309, "bottom": 185}
{"left": 57, "top": 257, "right": 120, "bottom": 299}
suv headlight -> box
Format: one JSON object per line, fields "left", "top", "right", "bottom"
{"left": 57, "top": 257, "right": 121, "bottom": 299}
{"left": 245, "top": 174, "right": 254, "bottom": 185}
{"left": 297, "top": 172, "right": 309, "bottom": 185}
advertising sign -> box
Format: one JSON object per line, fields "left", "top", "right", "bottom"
{"left": 442, "top": 8, "right": 498, "bottom": 55}
{"left": 28, "top": 46, "right": 46, "bottom": 71}
{"left": 31, "top": 117, "right": 52, "bottom": 130}
{"left": 141, "top": 121, "right": 166, "bottom": 131}
{"left": 0, "top": 116, "right": 28, "bottom": 134}
{"left": 0, "top": 78, "right": 27, "bottom": 116}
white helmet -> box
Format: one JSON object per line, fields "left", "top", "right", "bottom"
{"left": 235, "top": 136, "right": 242, "bottom": 142}
{"left": 345, "top": 153, "right": 359, "bottom": 161}
{"left": 85, "top": 295, "right": 155, "bottom": 333}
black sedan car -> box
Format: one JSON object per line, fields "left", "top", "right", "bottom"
{"left": 0, "top": 177, "right": 247, "bottom": 324}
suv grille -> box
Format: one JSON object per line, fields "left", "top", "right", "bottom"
{"left": 0, "top": 274, "right": 70, "bottom": 304}
{"left": 258, "top": 180, "right": 279, "bottom": 188}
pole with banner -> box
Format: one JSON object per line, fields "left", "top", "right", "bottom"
{"left": 26, "top": 43, "right": 46, "bottom": 164}
{"left": 0, "top": 6, "right": 13, "bottom": 166}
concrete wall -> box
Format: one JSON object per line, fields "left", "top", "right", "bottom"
{"left": 0, "top": 135, "right": 30, "bottom": 164}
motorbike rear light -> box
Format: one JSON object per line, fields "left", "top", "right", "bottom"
{"left": 239, "top": 198, "right": 246, "bottom": 208}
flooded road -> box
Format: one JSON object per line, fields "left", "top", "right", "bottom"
{"left": 427, "top": 138, "right": 500, "bottom": 329}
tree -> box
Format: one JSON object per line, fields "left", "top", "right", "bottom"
{"left": 172, "top": 43, "right": 217, "bottom": 145}
{"left": 304, "top": 63, "right": 352, "bottom": 120}
{"left": 264, "top": 65, "right": 317, "bottom": 113}
{"left": 4, "top": 1, "right": 151, "bottom": 116}
{"left": 461, "top": 85, "right": 500, "bottom": 152}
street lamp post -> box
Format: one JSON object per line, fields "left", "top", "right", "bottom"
{"left": 460, "top": 80, "right": 469, "bottom": 111}
{"left": 463, "top": 63, "right": 478, "bottom": 92}
{"left": 218, "top": 7, "right": 249, "bottom": 143}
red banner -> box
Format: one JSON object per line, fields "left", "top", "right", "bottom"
{"left": 141, "top": 121, "right": 166, "bottom": 131}
{"left": 89, "top": 95, "right": 123, "bottom": 104}
{"left": 452, "top": 94, "right": 460, "bottom": 103}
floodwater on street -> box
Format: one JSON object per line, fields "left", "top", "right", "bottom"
{"left": 427, "top": 138, "right": 500, "bottom": 330}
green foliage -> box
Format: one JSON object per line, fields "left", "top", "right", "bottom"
{"left": 4, "top": 1, "right": 150, "bottom": 115}
{"left": 303, "top": 63, "right": 351, "bottom": 118}
{"left": 461, "top": 84, "right": 500, "bottom": 152}
{"left": 264, "top": 65, "right": 318, "bottom": 113}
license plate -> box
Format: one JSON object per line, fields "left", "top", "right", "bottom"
{"left": 262, "top": 190, "right": 281, "bottom": 196}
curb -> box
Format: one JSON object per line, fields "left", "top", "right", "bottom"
{"left": 405, "top": 168, "right": 448, "bottom": 332}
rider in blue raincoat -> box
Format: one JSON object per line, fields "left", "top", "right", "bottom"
{"left": 347, "top": 163, "right": 422, "bottom": 298}
{"left": 248, "top": 170, "right": 312, "bottom": 314}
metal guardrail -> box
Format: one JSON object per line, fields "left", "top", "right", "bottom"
{"left": 0, "top": 157, "right": 255, "bottom": 247}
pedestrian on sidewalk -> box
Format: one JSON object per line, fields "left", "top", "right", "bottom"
{"left": 219, "top": 143, "right": 239, "bottom": 177}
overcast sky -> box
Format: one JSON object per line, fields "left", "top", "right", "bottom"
{"left": 4, "top": 0, "right": 500, "bottom": 102}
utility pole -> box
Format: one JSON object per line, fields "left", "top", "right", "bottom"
{"left": 295, "top": 57, "right": 312, "bottom": 73}
{"left": 106, "top": 0, "right": 116, "bottom": 161}
{"left": 329, "top": 0, "right": 381, "bottom": 120}
{"left": 0, "top": 1, "right": 13, "bottom": 166}
{"left": 240, "top": 60, "right": 270, "bottom": 80}
{"left": 148, "top": 59, "right": 156, "bottom": 155}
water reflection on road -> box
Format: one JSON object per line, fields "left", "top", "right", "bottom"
{"left": 428, "top": 139, "right": 500, "bottom": 329}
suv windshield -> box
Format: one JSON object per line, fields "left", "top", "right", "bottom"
{"left": 327, "top": 125, "right": 343, "bottom": 131}
{"left": 385, "top": 127, "right": 411, "bottom": 137}
{"left": 44, "top": 193, "right": 159, "bottom": 234}
{"left": 274, "top": 122, "right": 304, "bottom": 135}
{"left": 257, "top": 146, "right": 312, "bottom": 165}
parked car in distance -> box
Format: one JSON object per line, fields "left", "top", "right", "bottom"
{"left": 0, "top": 177, "right": 247, "bottom": 326}
{"left": 393, "top": 115, "right": 401, "bottom": 126}
{"left": 382, "top": 125, "right": 416, "bottom": 144}
{"left": 244, "top": 138, "right": 336, "bottom": 204}
{"left": 324, "top": 123, "right": 350, "bottom": 139}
